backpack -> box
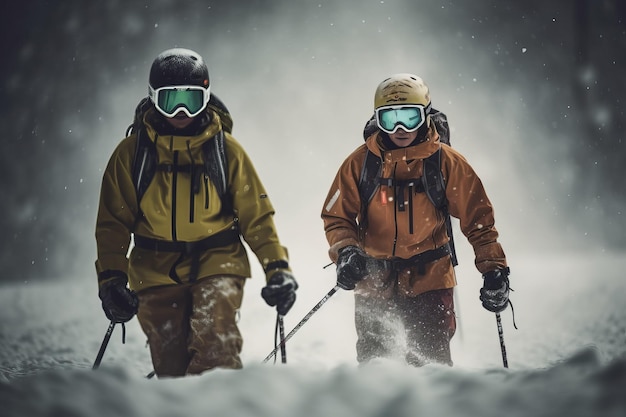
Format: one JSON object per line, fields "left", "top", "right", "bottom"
{"left": 358, "top": 109, "right": 458, "bottom": 266}
{"left": 126, "top": 94, "right": 234, "bottom": 217}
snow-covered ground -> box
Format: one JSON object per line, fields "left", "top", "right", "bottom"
{"left": 2, "top": 2, "right": 625, "bottom": 415}
{"left": 1, "top": 248, "right": 625, "bottom": 416}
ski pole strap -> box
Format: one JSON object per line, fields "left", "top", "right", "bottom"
{"left": 278, "top": 315, "right": 287, "bottom": 364}
{"left": 271, "top": 314, "right": 288, "bottom": 364}
{"left": 263, "top": 285, "right": 340, "bottom": 363}
{"left": 121, "top": 322, "right": 127, "bottom": 344}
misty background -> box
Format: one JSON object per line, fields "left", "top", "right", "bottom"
{"left": 1, "top": 0, "right": 624, "bottom": 286}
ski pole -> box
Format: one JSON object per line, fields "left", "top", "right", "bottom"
{"left": 92, "top": 321, "right": 116, "bottom": 369}
{"left": 496, "top": 312, "right": 508, "bottom": 368}
{"left": 263, "top": 285, "right": 341, "bottom": 363}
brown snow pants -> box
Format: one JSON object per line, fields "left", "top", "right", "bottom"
{"left": 355, "top": 288, "right": 456, "bottom": 366}
{"left": 136, "top": 275, "right": 245, "bottom": 377}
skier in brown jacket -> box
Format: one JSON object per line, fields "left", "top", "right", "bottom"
{"left": 95, "top": 48, "right": 297, "bottom": 377}
{"left": 322, "top": 73, "right": 510, "bottom": 366}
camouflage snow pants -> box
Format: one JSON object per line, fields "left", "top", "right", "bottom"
{"left": 355, "top": 288, "right": 456, "bottom": 366}
{"left": 136, "top": 275, "right": 245, "bottom": 377}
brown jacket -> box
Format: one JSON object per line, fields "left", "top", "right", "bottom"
{"left": 95, "top": 108, "right": 289, "bottom": 292}
{"left": 322, "top": 125, "right": 507, "bottom": 297}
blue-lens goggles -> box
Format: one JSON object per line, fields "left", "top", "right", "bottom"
{"left": 375, "top": 105, "right": 427, "bottom": 134}
{"left": 149, "top": 85, "right": 210, "bottom": 118}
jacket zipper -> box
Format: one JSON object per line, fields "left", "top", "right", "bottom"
{"left": 187, "top": 141, "right": 196, "bottom": 224}
{"left": 204, "top": 176, "right": 209, "bottom": 209}
{"left": 171, "top": 150, "right": 179, "bottom": 241}
{"left": 391, "top": 162, "right": 398, "bottom": 257}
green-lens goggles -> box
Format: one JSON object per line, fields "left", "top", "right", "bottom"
{"left": 375, "top": 105, "right": 427, "bottom": 134}
{"left": 149, "top": 85, "right": 210, "bottom": 118}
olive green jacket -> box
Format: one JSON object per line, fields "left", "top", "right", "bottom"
{"left": 95, "top": 108, "right": 289, "bottom": 292}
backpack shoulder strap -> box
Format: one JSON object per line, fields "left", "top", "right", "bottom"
{"left": 128, "top": 98, "right": 157, "bottom": 204}
{"left": 357, "top": 149, "right": 382, "bottom": 240}
{"left": 421, "top": 147, "right": 458, "bottom": 266}
{"left": 421, "top": 148, "right": 446, "bottom": 210}
{"left": 358, "top": 149, "right": 382, "bottom": 205}
{"left": 131, "top": 125, "right": 156, "bottom": 205}
{"left": 202, "top": 130, "right": 232, "bottom": 214}
{"left": 204, "top": 93, "right": 233, "bottom": 214}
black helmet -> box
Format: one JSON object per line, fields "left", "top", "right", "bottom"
{"left": 149, "top": 48, "right": 210, "bottom": 89}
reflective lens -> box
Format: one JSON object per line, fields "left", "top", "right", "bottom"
{"left": 149, "top": 85, "right": 210, "bottom": 118}
{"left": 375, "top": 105, "right": 426, "bottom": 134}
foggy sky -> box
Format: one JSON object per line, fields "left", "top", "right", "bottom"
{"left": 1, "top": 0, "right": 624, "bottom": 283}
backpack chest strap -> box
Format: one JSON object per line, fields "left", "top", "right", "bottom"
{"left": 156, "top": 163, "right": 204, "bottom": 173}
{"left": 377, "top": 177, "right": 426, "bottom": 193}
{"left": 156, "top": 163, "right": 206, "bottom": 197}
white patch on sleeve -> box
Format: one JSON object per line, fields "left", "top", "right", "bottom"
{"left": 325, "top": 189, "right": 341, "bottom": 212}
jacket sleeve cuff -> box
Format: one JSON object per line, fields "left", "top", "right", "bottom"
{"left": 255, "top": 245, "right": 290, "bottom": 279}
{"left": 95, "top": 256, "right": 129, "bottom": 276}
{"left": 97, "top": 270, "right": 128, "bottom": 288}
{"left": 474, "top": 242, "right": 507, "bottom": 274}
{"left": 328, "top": 238, "right": 360, "bottom": 263}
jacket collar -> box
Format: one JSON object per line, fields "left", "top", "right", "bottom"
{"left": 365, "top": 123, "right": 441, "bottom": 162}
{"left": 143, "top": 107, "right": 222, "bottom": 152}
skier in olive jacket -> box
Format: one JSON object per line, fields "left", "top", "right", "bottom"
{"left": 95, "top": 48, "right": 297, "bottom": 377}
{"left": 322, "top": 73, "right": 510, "bottom": 366}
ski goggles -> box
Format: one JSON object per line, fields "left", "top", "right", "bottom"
{"left": 148, "top": 85, "right": 211, "bottom": 118}
{"left": 375, "top": 104, "right": 429, "bottom": 134}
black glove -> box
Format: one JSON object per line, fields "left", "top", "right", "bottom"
{"left": 98, "top": 274, "right": 139, "bottom": 323}
{"left": 336, "top": 246, "right": 368, "bottom": 290}
{"left": 261, "top": 271, "right": 298, "bottom": 316}
{"left": 479, "top": 267, "right": 511, "bottom": 313}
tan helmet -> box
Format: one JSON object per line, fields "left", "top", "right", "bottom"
{"left": 374, "top": 73, "right": 430, "bottom": 109}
